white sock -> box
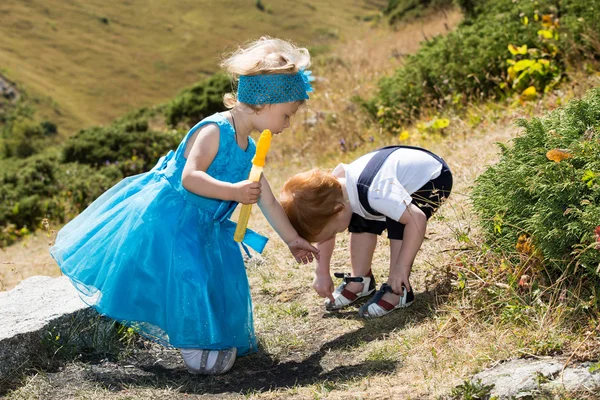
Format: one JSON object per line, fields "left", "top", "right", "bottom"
{"left": 181, "top": 349, "right": 221, "bottom": 370}
{"left": 181, "top": 348, "right": 203, "bottom": 370}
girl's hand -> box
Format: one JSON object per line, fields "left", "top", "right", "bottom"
{"left": 233, "top": 180, "right": 261, "bottom": 204}
{"left": 388, "top": 271, "right": 411, "bottom": 297}
{"left": 287, "top": 236, "right": 320, "bottom": 264}
{"left": 313, "top": 273, "right": 335, "bottom": 303}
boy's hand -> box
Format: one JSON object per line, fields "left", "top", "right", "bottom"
{"left": 287, "top": 237, "right": 320, "bottom": 264}
{"left": 313, "top": 274, "right": 335, "bottom": 303}
{"left": 388, "top": 271, "right": 411, "bottom": 297}
{"left": 233, "top": 180, "right": 261, "bottom": 204}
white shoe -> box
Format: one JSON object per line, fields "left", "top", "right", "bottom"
{"left": 181, "top": 347, "right": 237, "bottom": 375}
{"left": 325, "top": 271, "right": 376, "bottom": 311}
{"left": 359, "top": 283, "right": 414, "bottom": 318}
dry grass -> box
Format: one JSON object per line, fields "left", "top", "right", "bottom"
{"left": 3, "top": 6, "right": 600, "bottom": 399}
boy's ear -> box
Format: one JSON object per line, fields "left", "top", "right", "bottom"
{"left": 333, "top": 203, "right": 345, "bottom": 213}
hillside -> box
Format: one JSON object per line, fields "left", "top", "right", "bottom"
{"left": 0, "top": 0, "right": 385, "bottom": 135}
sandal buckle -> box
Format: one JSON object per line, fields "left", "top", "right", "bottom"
{"left": 333, "top": 272, "right": 364, "bottom": 283}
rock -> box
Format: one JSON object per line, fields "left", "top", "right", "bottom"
{"left": 471, "top": 358, "right": 600, "bottom": 399}
{"left": 0, "top": 276, "right": 114, "bottom": 383}
{"left": 0, "top": 74, "right": 19, "bottom": 101}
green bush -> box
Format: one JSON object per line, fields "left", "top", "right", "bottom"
{"left": 62, "top": 126, "right": 180, "bottom": 175}
{"left": 165, "top": 73, "right": 231, "bottom": 127}
{"left": 1, "top": 97, "right": 58, "bottom": 158}
{"left": 0, "top": 152, "right": 122, "bottom": 246}
{"left": 369, "top": 0, "right": 599, "bottom": 130}
{"left": 0, "top": 60, "right": 236, "bottom": 246}
{"left": 384, "top": 0, "right": 454, "bottom": 24}
{"left": 472, "top": 88, "right": 600, "bottom": 280}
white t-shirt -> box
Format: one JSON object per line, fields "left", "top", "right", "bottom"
{"left": 332, "top": 148, "right": 443, "bottom": 222}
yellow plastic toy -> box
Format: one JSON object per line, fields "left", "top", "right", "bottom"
{"left": 234, "top": 129, "right": 272, "bottom": 242}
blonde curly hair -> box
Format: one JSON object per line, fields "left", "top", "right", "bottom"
{"left": 220, "top": 37, "right": 311, "bottom": 109}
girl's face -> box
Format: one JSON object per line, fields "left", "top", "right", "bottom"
{"left": 254, "top": 102, "right": 301, "bottom": 135}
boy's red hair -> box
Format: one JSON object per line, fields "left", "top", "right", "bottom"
{"left": 280, "top": 169, "right": 345, "bottom": 242}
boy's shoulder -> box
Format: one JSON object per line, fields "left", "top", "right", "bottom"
{"left": 332, "top": 163, "right": 347, "bottom": 178}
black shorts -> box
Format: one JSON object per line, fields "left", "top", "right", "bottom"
{"left": 348, "top": 164, "right": 453, "bottom": 240}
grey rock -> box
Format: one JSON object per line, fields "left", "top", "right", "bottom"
{"left": 0, "top": 276, "right": 115, "bottom": 383}
{"left": 471, "top": 358, "right": 600, "bottom": 399}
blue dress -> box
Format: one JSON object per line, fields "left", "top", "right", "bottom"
{"left": 50, "top": 113, "right": 267, "bottom": 355}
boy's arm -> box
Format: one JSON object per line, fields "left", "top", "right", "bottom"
{"left": 257, "top": 173, "right": 319, "bottom": 264}
{"left": 313, "top": 236, "right": 335, "bottom": 302}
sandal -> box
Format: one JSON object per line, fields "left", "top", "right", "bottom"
{"left": 181, "top": 347, "right": 237, "bottom": 375}
{"left": 358, "top": 283, "right": 414, "bottom": 318}
{"left": 325, "top": 270, "right": 376, "bottom": 311}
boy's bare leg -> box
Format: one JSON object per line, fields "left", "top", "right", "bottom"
{"left": 384, "top": 204, "right": 427, "bottom": 304}
{"left": 382, "top": 239, "right": 403, "bottom": 304}
{"left": 345, "top": 232, "right": 377, "bottom": 293}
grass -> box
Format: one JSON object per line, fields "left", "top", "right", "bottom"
{"left": 3, "top": 4, "right": 600, "bottom": 399}
{"left": 0, "top": 0, "right": 386, "bottom": 136}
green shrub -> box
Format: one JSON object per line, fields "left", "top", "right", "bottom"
{"left": 0, "top": 152, "right": 122, "bottom": 246}
{"left": 369, "top": 0, "right": 598, "bottom": 130}
{"left": 165, "top": 73, "right": 230, "bottom": 127}
{"left": 1, "top": 97, "right": 57, "bottom": 158}
{"left": 472, "top": 88, "right": 600, "bottom": 280}
{"left": 0, "top": 63, "right": 233, "bottom": 246}
{"left": 384, "top": 0, "right": 454, "bottom": 24}
{"left": 62, "top": 126, "right": 180, "bottom": 175}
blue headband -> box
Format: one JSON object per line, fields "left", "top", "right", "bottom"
{"left": 237, "top": 69, "right": 314, "bottom": 105}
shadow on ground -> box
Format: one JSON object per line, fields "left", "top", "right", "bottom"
{"left": 1, "top": 288, "right": 448, "bottom": 397}
{"left": 87, "top": 290, "right": 442, "bottom": 395}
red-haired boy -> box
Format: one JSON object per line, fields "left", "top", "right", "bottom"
{"left": 280, "top": 146, "right": 452, "bottom": 318}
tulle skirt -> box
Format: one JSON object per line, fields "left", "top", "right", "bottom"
{"left": 50, "top": 170, "right": 257, "bottom": 355}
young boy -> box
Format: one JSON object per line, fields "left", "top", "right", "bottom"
{"left": 280, "top": 145, "right": 452, "bottom": 318}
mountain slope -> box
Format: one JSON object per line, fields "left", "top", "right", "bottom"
{"left": 0, "top": 0, "right": 385, "bottom": 134}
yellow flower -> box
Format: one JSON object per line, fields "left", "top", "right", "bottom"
{"left": 399, "top": 130, "right": 409, "bottom": 141}
{"left": 520, "top": 86, "right": 537, "bottom": 102}
{"left": 508, "top": 44, "right": 528, "bottom": 55}
{"left": 432, "top": 118, "right": 450, "bottom": 130}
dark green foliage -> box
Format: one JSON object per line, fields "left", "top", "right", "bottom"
{"left": 449, "top": 379, "right": 493, "bottom": 399}
{"left": 165, "top": 73, "right": 231, "bottom": 127}
{"left": 558, "top": 0, "right": 600, "bottom": 62}
{"left": 384, "top": 0, "right": 454, "bottom": 24}
{"left": 0, "top": 152, "right": 121, "bottom": 246}
{"left": 472, "top": 88, "right": 600, "bottom": 279}
{"left": 40, "top": 121, "right": 58, "bottom": 136}
{"left": 1, "top": 95, "right": 58, "bottom": 158}
{"left": 369, "top": 0, "right": 598, "bottom": 130}
{"left": 62, "top": 126, "right": 180, "bottom": 175}
{"left": 453, "top": 0, "right": 486, "bottom": 18}
{"left": 0, "top": 69, "right": 233, "bottom": 246}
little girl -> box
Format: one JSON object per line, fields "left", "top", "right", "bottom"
{"left": 280, "top": 145, "right": 452, "bottom": 318}
{"left": 50, "top": 37, "right": 319, "bottom": 375}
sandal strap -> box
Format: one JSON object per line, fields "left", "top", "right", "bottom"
{"left": 368, "top": 283, "right": 390, "bottom": 305}
{"left": 214, "top": 350, "right": 227, "bottom": 370}
{"left": 334, "top": 269, "right": 374, "bottom": 283}
{"left": 200, "top": 350, "right": 210, "bottom": 370}
{"left": 340, "top": 288, "right": 358, "bottom": 301}
{"left": 376, "top": 298, "right": 396, "bottom": 311}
